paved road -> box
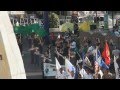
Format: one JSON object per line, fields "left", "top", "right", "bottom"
{"left": 20, "top": 32, "right": 99, "bottom": 79}
{"left": 21, "top": 37, "right": 43, "bottom": 79}
{"left": 21, "top": 37, "right": 56, "bottom": 79}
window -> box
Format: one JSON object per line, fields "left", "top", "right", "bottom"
{"left": 60, "top": 11, "right": 67, "bottom": 16}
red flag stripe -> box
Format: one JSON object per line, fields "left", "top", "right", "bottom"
{"left": 102, "top": 42, "right": 111, "bottom": 65}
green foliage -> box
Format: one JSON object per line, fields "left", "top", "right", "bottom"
{"left": 49, "top": 12, "right": 59, "bottom": 28}
{"left": 61, "top": 22, "right": 88, "bottom": 32}
{"left": 61, "top": 22, "right": 74, "bottom": 32}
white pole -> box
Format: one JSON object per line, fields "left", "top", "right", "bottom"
{"left": 96, "top": 46, "right": 98, "bottom": 62}
{"left": 95, "top": 46, "right": 98, "bottom": 74}
{"left": 114, "top": 55, "right": 119, "bottom": 79}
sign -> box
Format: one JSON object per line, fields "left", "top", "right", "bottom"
{"left": 9, "top": 11, "right": 25, "bottom": 15}
{"left": 44, "top": 63, "right": 65, "bottom": 76}
{"left": 10, "top": 18, "right": 39, "bottom": 26}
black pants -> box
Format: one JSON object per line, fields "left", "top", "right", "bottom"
{"left": 52, "top": 40, "right": 55, "bottom": 46}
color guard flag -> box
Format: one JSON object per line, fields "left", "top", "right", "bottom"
{"left": 55, "top": 57, "right": 61, "bottom": 70}
{"left": 95, "top": 49, "right": 109, "bottom": 70}
{"left": 102, "top": 42, "right": 111, "bottom": 65}
{"left": 65, "top": 58, "right": 75, "bottom": 75}
{"left": 84, "top": 56, "right": 92, "bottom": 67}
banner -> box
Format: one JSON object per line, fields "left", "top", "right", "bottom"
{"left": 44, "top": 63, "right": 65, "bottom": 76}
{"left": 13, "top": 24, "right": 48, "bottom": 37}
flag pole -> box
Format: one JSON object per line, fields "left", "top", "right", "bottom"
{"left": 95, "top": 46, "right": 98, "bottom": 74}
{"left": 114, "top": 55, "right": 119, "bottom": 79}
{"left": 42, "top": 59, "right": 45, "bottom": 79}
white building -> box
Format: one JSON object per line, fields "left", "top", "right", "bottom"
{"left": 8, "top": 11, "right": 25, "bottom": 15}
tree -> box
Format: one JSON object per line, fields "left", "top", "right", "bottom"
{"left": 49, "top": 12, "right": 59, "bottom": 28}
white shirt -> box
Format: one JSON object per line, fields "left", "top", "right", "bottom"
{"left": 79, "top": 68, "right": 87, "bottom": 79}
{"left": 57, "top": 34, "right": 60, "bottom": 39}
{"left": 83, "top": 73, "right": 93, "bottom": 79}
{"left": 98, "top": 70, "right": 103, "bottom": 79}
{"left": 70, "top": 41, "right": 76, "bottom": 49}
{"left": 66, "top": 70, "right": 75, "bottom": 79}
{"left": 67, "top": 75, "right": 74, "bottom": 79}
{"left": 112, "top": 49, "right": 120, "bottom": 57}
{"left": 34, "top": 51, "right": 40, "bottom": 55}
{"left": 56, "top": 71, "right": 66, "bottom": 79}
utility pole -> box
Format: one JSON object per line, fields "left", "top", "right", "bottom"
{"left": 43, "top": 11, "right": 50, "bottom": 79}
{"left": 96, "top": 11, "right": 98, "bottom": 29}
{"left": 43, "top": 11, "right": 50, "bottom": 45}
{"left": 112, "top": 11, "right": 114, "bottom": 28}
{"left": 43, "top": 11, "right": 49, "bottom": 34}
{"left": 72, "top": 11, "right": 79, "bottom": 36}
{"left": 104, "top": 11, "right": 108, "bottom": 31}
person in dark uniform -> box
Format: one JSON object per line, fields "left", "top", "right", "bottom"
{"left": 63, "top": 43, "right": 69, "bottom": 57}
{"left": 38, "top": 40, "right": 43, "bottom": 54}
{"left": 28, "top": 35, "right": 32, "bottom": 48}
{"left": 29, "top": 44, "right": 35, "bottom": 64}
{"left": 33, "top": 36, "right": 39, "bottom": 47}
{"left": 34, "top": 47, "right": 40, "bottom": 66}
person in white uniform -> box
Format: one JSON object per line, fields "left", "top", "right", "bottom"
{"left": 78, "top": 62, "right": 87, "bottom": 79}
{"left": 94, "top": 66, "right": 103, "bottom": 79}
{"left": 98, "top": 67, "right": 103, "bottom": 79}
{"left": 56, "top": 68, "right": 67, "bottom": 79}
{"left": 83, "top": 66, "right": 93, "bottom": 79}
{"left": 67, "top": 70, "right": 75, "bottom": 79}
